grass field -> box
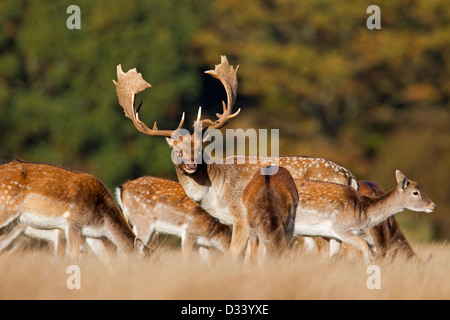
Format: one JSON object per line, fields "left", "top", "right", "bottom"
{"left": 0, "top": 241, "right": 449, "bottom": 300}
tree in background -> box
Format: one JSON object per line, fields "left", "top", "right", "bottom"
{"left": 0, "top": 0, "right": 207, "bottom": 187}
{"left": 193, "top": 0, "right": 450, "bottom": 239}
{"left": 0, "top": 0, "right": 449, "bottom": 240}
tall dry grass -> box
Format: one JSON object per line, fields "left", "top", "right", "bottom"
{"left": 0, "top": 242, "right": 449, "bottom": 300}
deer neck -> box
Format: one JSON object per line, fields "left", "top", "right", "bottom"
{"left": 174, "top": 161, "right": 241, "bottom": 226}
{"left": 103, "top": 204, "right": 137, "bottom": 256}
{"left": 174, "top": 162, "right": 218, "bottom": 205}
{"left": 365, "top": 188, "right": 404, "bottom": 228}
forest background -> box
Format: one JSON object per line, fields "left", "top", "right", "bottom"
{"left": 0, "top": 0, "right": 449, "bottom": 241}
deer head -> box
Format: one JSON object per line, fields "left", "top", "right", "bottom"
{"left": 395, "top": 170, "right": 436, "bottom": 213}
{"left": 113, "top": 56, "right": 240, "bottom": 175}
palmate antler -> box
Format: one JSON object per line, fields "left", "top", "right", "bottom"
{"left": 200, "top": 55, "right": 241, "bottom": 130}
{"left": 113, "top": 65, "right": 185, "bottom": 138}
{"left": 113, "top": 56, "right": 240, "bottom": 138}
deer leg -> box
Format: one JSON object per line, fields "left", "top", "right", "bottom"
{"left": 387, "top": 217, "right": 417, "bottom": 260}
{"left": 144, "top": 226, "right": 156, "bottom": 247}
{"left": 329, "top": 239, "right": 341, "bottom": 259}
{"left": 315, "top": 237, "right": 331, "bottom": 256}
{"left": 267, "top": 227, "right": 288, "bottom": 255}
{"left": 302, "top": 237, "right": 317, "bottom": 254}
{"left": 24, "top": 227, "right": 66, "bottom": 256}
{"left": 85, "top": 237, "right": 111, "bottom": 262}
{"left": 257, "top": 238, "right": 268, "bottom": 264}
{"left": 244, "top": 233, "right": 259, "bottom": 265}
{"left": 229, "top": 219, "right": 249, "bottom": 260}
{"left": 0, "top": 223, "right": 26, "bottom": 252}
{"left": 54, "top": 229, "right": 67, "bottom": 257}
{"left": 0, "top": 209, "right": 20, "bottom": 231}
{"left": 65, "top": 222, "right": 82, "bottom": 260}
{"left": 369, "top": 223, "right": 389, "bottom": 258}
{"left": 181, "top": 231, "right": 195, "bottom": 261}
{"left": 339, "top": 232, "right": 370, "bottom": 264}
{"left": 101, "top": 238, "right": 119, "bottom": 255}
{"left": 198, "top": 247, "right": 212, "bottom": 265}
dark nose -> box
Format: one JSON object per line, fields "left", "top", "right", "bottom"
{"left": 186, "top": 163, "right": 197, "bottom": 171}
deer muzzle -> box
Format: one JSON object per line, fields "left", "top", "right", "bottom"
{"left": 425, "top": 203, "right": 437, "bottom": 213}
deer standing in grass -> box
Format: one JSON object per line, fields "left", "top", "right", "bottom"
{"left": 294, "top": 170, "right": 436, "bottom": 263}
{"left": 356, "top": 180, "right": 417, "bottom": 260}
{"left": 0, "top": 160, "right": 156, "bottom": 259}
{"left": 116, "top": 176, "right": 231, "bottom": 260}
{"left": 113, "top": 56, "right": 359, "bottom": 259}
{"left": 242, "top": 166, "right": 298, "bottom": 262}
{"left": 306, "top": 180, "right": 418, "bottom": 260}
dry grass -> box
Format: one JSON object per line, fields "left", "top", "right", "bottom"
{"left": 0, "top": 242, "right": 449, "bottom": 300}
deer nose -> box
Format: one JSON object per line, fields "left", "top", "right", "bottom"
{"left": 427, "top": 203, "right": 437, "bottom": 212}
{"left": 186, "top": 163, "right": 197, "bottom": 171}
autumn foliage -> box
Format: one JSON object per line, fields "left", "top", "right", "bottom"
{"left": 0, "top": 0, "right": 449, "bottom": 240}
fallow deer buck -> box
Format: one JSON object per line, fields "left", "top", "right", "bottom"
{"left": 116, "top": 176, "right": 232, "bottom": 260}
{"left": 0, "top": 160, "right": 157, "bottom": 259}
{"left": 113, "top": 55, "right": 359, "bottom": 259}
{"left": 242, "top": 166, "right": 298, "bottom": 262}
{"left": 293, "top": 170, "right": 436, "bottom": 263}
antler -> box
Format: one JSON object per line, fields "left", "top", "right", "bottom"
{"left": 200, "top": 55, "right": 241, "bottom": 130}
{"left": 114, "top": 56, "right": 239, "bottom": 138}
{"left": 113, "top": 64, "right": 185, "bottom": 138}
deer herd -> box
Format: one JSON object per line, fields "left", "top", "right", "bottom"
{"left": 0, "top": 56, "right": 436, "bottom": 264}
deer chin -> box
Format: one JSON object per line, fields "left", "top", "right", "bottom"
{"left": 178, "top": 163, "right": 197, "bottom": 175}
{"left": 409, "top": 205, "right": 436, "bottom": 214}
{"left": 425, "top": 205, "right": 437, "bottom": 213}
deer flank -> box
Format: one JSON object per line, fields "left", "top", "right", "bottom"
{"left": 0, "top": 160, "right": 155, "bottom": 259}
{"left": 294, "top": 170, "right": 436, "bottom": 262}
{"left": 117, "top": 176, "right": 232, "bottom": 260}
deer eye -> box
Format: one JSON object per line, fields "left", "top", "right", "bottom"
{"left": 413, "top": 191, "right": 419, "bottom": 196}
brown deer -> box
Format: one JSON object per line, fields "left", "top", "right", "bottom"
{"left": 0, "top": 160, "right": 156, "bottom": 259}
{"left": 294, "top": 170, "right": 436, "bottom": 263}
{"left": 113, "top": 56, "right": 359, "bottom": 259}
{"left": 116, "top": 176, "right": 231, "bottom": 260}
{"left": 305, "top": 180, "right": 418, "bottom": 261}
{"left": 358, "top": 180, "right": 417, "bottom": 260}
{"left": 242, "top": 166, "right": 298, "bottom": 262}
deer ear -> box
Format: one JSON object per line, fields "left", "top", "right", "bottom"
{"left": 399, "top": 177, "right": 409, "bottom": 191}
{"left": 395, "top": 170, "right": 406, "bottom": 184}
{"left": 148, "top": 232, "right": 159, "bottom": 250}
{"left": 134, "top": 238, "right": 146, "bottom": 256}
{"left": 166, "top": 137, "right": 175, "bottom": 147}
{"left": 396, "top": 170, "right": 409, "bottom": 191}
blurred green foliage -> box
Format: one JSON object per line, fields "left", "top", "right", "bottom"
{"left": 0, "top": 0, "right": 206, "bottom": 186}
{"left": 0, "top": 0, "right": 449, "bottom": 240}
